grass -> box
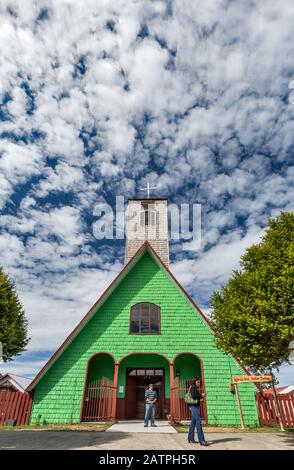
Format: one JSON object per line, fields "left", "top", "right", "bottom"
{"left": 0, "top": 423, "right": 111, "bottom": 432}
{"left": 172, "top": 424, "right": 291, "bottom": 433}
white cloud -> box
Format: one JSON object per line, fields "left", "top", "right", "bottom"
{"left": 0, "top": 0, "right": 293, "bottom": 386}
{"left": 0, "top": 141, "right": 44, "bottom": 203}
{"left": 35, "top": 163, "right": 85, "bottom": 197}
{"left": 174, "top": 226, "right": 263, "bottom": 291}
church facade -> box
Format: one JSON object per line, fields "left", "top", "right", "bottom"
{"left": 28, "top": 198, "right": 259, "bottom": 426}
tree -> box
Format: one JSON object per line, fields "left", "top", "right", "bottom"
{"left": 0, "top": 266, "right": 30, "bottom": 361}
{"left": 211, "top": 212, "right": 294, "bottom": 373}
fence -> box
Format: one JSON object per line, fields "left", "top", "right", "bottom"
{"left": 81, "top": 377, "right": 117, "bottom": 422}
{"left": 256, "top": 393, "right": 294, "bottom": 428}
{"left": 0, "top": 391, "right": 33, "bottom": 426}
{"left": 170, "top": 378, "right": 207, "bottom": 424}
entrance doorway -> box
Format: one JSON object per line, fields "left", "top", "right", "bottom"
{"left": 125, "top": 368, "right": 164, "bottom": 419}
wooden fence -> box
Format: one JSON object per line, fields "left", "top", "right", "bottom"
{"left": 256, "top": 393, "right": 294, "bottom": 428}
{"left": 0, "top": 391, "right": 33, "bottom": 426}
{"left": 81, "top": 377, "right": 117, "bottom": 422}
{"left": 170, "top": 378, "right": 207, "bottom": 424}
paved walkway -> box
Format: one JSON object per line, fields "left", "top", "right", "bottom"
{"left": 106, "top": 420, "right": 176, "bottom": 433}
{"left": 0, "top": 431, "right": 293, "bottom": 450}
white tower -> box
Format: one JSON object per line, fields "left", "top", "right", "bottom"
{"left": 125, "top": 198, "right": 169, "bottom": 267}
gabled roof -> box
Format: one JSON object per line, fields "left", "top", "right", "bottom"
{"left": 27, "top": 241, "right": 252, "bottom": 391}
{"left": 265, "top": 385, "right": 294, "bottom": 395}
{"left": 0, "top": 373, "right": 30, "bottom": 392}
{"left": 280, "top": 385, "right": 294, "bottom": 394}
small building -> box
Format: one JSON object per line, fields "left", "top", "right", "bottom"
{"left": 0, "top": 373, "right": 31, "bottom": 393}
{"left": 264, "top": 385, "right": 294, "bottom": 396}
{"left": 277, "top": 386, "right": 294, "bottom": 395}
{"left": 27, "top": 197, "right": 259, "bottom": 426}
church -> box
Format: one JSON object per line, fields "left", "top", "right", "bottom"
{"left": 27, "top": 197, "right": 259, "bottom": 426}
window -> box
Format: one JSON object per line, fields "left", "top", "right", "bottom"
{"left": 130, "top": 303, "right": 160, "bottom": 334}
{"left": 140, "top": 204, "right": 156, "bottom": 226}
{"left": 127, "top": 368, "right": 164, "bottom": 376}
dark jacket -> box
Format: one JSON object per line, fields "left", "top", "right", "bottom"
{"left": 189, "top": 384, "right": 203, "bottom": 406}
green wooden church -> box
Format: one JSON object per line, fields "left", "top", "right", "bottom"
{"left": 27, "top": 198, "right": 259, "bottom": 426}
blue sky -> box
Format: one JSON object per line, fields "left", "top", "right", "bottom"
{"left": 0, "top": 0, "right": 293, "bottom": 385}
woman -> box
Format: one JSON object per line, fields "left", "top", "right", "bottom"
{"left": 187, "top": 377, "right": 209, "bottom": 446}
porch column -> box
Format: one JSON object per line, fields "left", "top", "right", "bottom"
{"left": 111, "top": 363, "right": 119, "bottom": 421}
{"left": 169, "top": 362, "right": 175, "bottom": 387}
{"left": 169, "top": 362, "right": 175, "bottom": 421}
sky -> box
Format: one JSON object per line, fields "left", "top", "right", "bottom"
{"left": 0, "top": 0, "right": 293, "bottom": 386}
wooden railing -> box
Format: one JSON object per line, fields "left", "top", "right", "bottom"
{"left": 170, "top": 378, "right": 207, "bottom": 424}
{"left": 81, "top": 377, "right": 117, "bottom": 422}
{"left": 0, "top": 391, "right": 33, "bottom": 426}
{"left": 256, "top": 393, "right": 294, "bottom": 428}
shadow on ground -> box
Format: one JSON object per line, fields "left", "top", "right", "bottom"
{"left": 0, "top": 431, "right": 130, "bottom": 450}
{"left": 278, "top": 432, "right": 294, "bottom": 447}
{"left": 207, "top": 437, "right": 242, "bottom": 445}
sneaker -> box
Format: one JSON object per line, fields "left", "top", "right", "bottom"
{"left": 144, "top": 424, "right": 148, "bottom": 427}
{"left": 151, "top": 424, "right": 157, "bottom": 427}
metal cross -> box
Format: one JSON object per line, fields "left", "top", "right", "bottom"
{"left": 139, "top": 182, "right": 157, "bottom": 199}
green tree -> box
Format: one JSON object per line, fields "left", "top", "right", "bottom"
{"left": 211, "top": 212, "right": 294, "bottom": 373}
{"left": 0, "top": 266, "right": 29, "bottom": 361}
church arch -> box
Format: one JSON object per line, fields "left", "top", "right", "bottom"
{"left": 84, "top": 352, "right": 116, "bottom": 385}
{"left": 117, "top": 352, "right": 171, "bottom": 420}
{"left": 173, "top": 352, "right": 207, "bottom": 423}
{"left": 80, "top": 353, "right": 116, "bottom": 421}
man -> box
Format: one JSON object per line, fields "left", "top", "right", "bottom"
{"left": 144, "top": 383, "right": 157, "bottom": 427}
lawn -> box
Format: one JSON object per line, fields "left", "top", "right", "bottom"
{"left": 0, "top": 423, "right": 111, "bottom": 432}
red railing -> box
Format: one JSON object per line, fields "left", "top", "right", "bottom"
{"left": 256, "top": 393, "right": 294, "bottom": 428}
{"left": 81, "top": 377, "right": 117, "bottom": 422}
{"left": 170, "top": 378, "right": 207, "bottom": 424}
{"left": 0, "top": 391, "right": 33, "bottom": 426}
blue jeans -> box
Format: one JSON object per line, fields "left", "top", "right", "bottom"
{"left": 188, "top": 405, "right": 205, "bottom": 443}
{"left": 144, "top": 403, "right": 155, "bottom": 425}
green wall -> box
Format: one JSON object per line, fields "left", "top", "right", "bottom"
{"left": 30, "top": 252, "right": 259, "bottom": 426}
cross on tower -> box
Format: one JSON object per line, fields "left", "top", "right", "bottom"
{"left": 139, "top": 182, "right": 158, "bottom": 199}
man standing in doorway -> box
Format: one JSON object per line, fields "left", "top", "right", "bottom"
{"left": 144, "top": 383, "right": 157, "bottom": 427}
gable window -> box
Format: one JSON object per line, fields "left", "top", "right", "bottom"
{"left": 130, "top": 303, "right": 160, "bottom": 334}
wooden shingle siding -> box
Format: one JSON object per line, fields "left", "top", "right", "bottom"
{"left": 30, "top": 253, "right": 259, "bottom": 426}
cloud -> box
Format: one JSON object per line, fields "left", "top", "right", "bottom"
{"left": 34, "top": 163, "right": 85, "bottom": 198}
{"left": 0, "top": 0, "right": 293, "bottom": 385}
{"left": 0, "top": 140, "right": 44, "bottom": 206}
{"left": 173, "top": 226, "right": 263, "bottom": 298}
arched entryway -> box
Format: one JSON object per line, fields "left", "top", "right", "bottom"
{"left": 171, "top": 353, "right": 207, "bottom": 424}
{"left": 173, "top": 353, "right": 204, "bottom": 386}
{"left": 81, "top": 353, "right": 116, "bottom": 422}
{"left": 117, "top": 353, "right": 171, "bottom": 420}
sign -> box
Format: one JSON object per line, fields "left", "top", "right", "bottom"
{"left": 232, "top": 375, "right": 272, "bottom": 384}
{"left": 231, "top": 374, "right": 284, "bottom": 432}
{"left": 119, "top": 385, "right": 124, "bottom": 393}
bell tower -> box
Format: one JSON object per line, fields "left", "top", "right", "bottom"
{"left": 125, "top": 198, "right": 169, "bottom": 267}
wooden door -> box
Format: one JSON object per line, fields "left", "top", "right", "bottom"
{"left": 135, "top": 380, "right": 163, "bottom": 419}
{"left": 125, "top": 376, "right": 137, "bottom": 419}
{"left": 154, "top": 382, "right": 163, "bottom": 419}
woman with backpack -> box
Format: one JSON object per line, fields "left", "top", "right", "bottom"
{"left": 186, "top": 377, "right": 209, "bottom": 446}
